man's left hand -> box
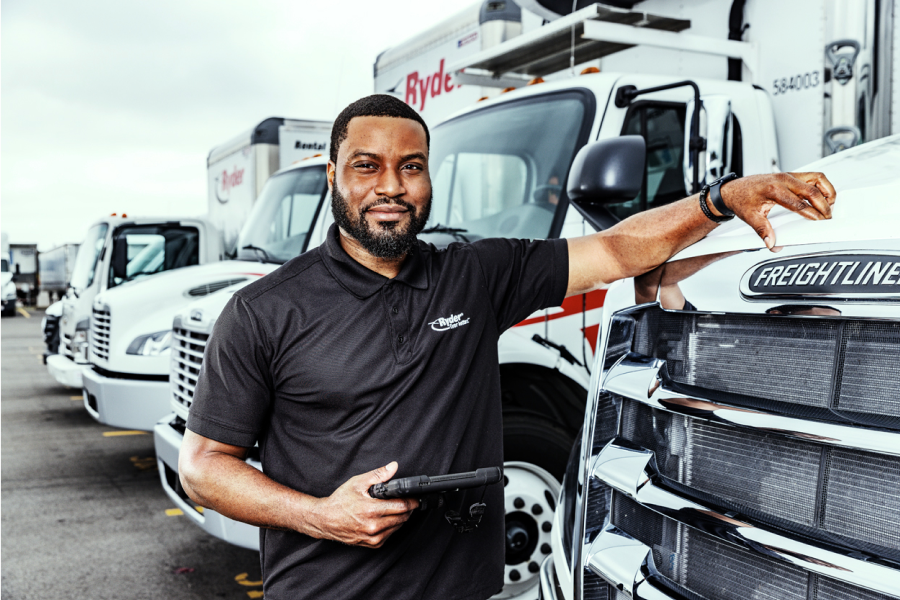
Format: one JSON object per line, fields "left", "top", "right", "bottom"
{"left": 719, "top": 172, "right": 837, "bottom": 250}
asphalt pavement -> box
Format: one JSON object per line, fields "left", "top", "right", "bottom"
{"left": 1, "top": 310, "right": 262, "bottom": 599}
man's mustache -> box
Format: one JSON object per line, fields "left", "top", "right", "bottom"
{"left": 362, "top": 197, "right": 416, "bottom": 213}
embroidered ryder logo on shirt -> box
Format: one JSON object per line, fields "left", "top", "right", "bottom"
{"left": 429, "top": 312, "right": 470, "bottom": 332}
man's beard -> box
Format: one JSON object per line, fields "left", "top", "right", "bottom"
{"left": 331, "top": 184, "right": 431, "bottom": 259}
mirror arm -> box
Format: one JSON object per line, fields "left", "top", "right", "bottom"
{"left": 614, "top": 80, "right": 707, "bottom": 193}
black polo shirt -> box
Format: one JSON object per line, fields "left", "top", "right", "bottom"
{"left": 187, "top": 223, "right": 569, "bottom": 600}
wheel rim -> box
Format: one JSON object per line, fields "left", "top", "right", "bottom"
{"left": 494, "top": 461, "right": 561, "bottom": 600}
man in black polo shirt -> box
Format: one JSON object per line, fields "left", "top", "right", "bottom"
{"left": 180, "top": 95, "right": 835, "bottom": 600}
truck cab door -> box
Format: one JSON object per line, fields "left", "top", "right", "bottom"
{"left": 594, "top": 77, "right": 693, "bottom": 223}
{"left": 552, "top": 77, "right": 739, "bottom": 368}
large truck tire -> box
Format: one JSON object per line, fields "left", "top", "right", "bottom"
{"left": 496, "top": 414, "right": 576, "bottom": 600}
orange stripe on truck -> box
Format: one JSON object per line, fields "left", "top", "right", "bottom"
{"left": 514, "top": 289, "right": 607, "bottom": 328}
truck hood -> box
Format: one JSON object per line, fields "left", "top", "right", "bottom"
{"left": 91, "top": 260, "right": 278, "bottom": 375}
{"left": 673, "top": 135, "right": 900, "bottom": 261}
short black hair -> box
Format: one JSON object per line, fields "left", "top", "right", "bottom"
{"left": 330, "top": 95, "right": 430, "bottom": 163}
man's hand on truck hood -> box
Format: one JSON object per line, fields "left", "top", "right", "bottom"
{"left": 717, "top": 172, "right": 836, "bottom": 249}
{"left": 565, "top": 171, "right": 836, "bottom": 297}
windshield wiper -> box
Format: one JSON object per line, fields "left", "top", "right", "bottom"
{"left": 241, "top": 244, "right": 280, "bottom": 264}
{"left": 420, "top": 224, "right": 470, "bottom": 243}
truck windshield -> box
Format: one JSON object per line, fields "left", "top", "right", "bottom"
{"left": 236, "top": 165, "right": 328, "bottom": 264}
{"left": 108, "top": 226, "right": 200, "bottom": 288}
{"left": 69, "top": 223, "right": 110, "bottom": 292}
{"left": 424, "top": 92, "right": 589, "bottom": 243}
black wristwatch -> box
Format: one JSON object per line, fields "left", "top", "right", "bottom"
{"left": 699, "top": 172, "right": 739, "bottom": 223}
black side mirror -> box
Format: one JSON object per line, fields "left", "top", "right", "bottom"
{"left": 566, "top": 135, "right": 646, "bottom": 231}
{"left": 112, "top": 236, "right": 128, "bottom": 280}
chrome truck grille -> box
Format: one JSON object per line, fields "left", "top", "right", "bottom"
{"left": 90, "top": 307, "right": 111, "bottom": 361}
{"left": 171, "top": 327, "right": 209, "bottom": 413}
{"left": 576, "top": 305, "right": 900, "bottom": 600}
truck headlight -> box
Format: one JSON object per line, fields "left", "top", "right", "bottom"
{"left": 73, "top": 320, "right": 91, "bottom": 363}
{"left": 126, "top": 331, "right": 172, "bottom": 356}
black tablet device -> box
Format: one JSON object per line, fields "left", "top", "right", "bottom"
{"left": 368, "top": 467, "right": 502, "bottom": 499}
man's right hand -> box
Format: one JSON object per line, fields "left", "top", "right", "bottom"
{"left": 308, "top": 461, "right": 419, "bottom": 548}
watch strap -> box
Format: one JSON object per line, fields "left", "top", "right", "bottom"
{"left": 710, "top": 172, "right": 738, "bottom": 218}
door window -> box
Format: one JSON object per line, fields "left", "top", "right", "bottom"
{"left": 607, "top": 104, "right": 687, "bottom": 221}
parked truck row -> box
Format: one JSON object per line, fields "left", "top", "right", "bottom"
{"left": 38, "top": 1, "right": 899, "bottom": 600}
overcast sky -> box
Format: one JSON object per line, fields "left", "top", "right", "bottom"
{"left": 1, "top": 0, "right": 466, "bottom": 249}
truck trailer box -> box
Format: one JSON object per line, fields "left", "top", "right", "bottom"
{"left": 39, "top": 244, "right": 80, "bottom": 297}
{"left": 1, "top": 232, "right": 16, "bottom": 316}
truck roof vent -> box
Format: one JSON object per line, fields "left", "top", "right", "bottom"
{"left": 186, "top": 278, "right": 248, "bottom": 298}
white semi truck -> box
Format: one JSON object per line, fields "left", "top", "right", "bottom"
{"left": 47, "top": 117, "right": 329, "bottom": 391}
{"left": 1, "top": 232, "right": 16, "bottom": 317}
{"left": 84, "top": 157, "right": 332, "bottom": 432}
{"left": 545, "top": 132, "right": 900, "bottom": 600}
{"left": 158, "top": 1, "right": 897, "bottom": 598}
{"left": 45, "top": 215, "right": 224, "bottom": 388}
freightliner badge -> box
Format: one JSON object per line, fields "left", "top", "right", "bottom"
{"left": 740, "top": 253, "right": 900, "bottom": 300}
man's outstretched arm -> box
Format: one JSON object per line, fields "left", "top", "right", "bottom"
{"left": 566, "top": 172, "right": 837, "bottom": 296}
{"left": 179, "top": 429, "right": 417, "bottom": 548}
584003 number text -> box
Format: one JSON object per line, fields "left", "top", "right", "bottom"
{"left": 772, "top": 71, "right": 820, "bottom": 95}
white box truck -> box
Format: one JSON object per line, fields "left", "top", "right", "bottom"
{"left": 1, "top": 232, "right": 16, "bottom": 317}
{"left": 158, "top": 2, "right": 898, "bottom": 599}
{"left": 84, "top": 156, "right": 333, "bottom": 432}
{"left": 46, "top": 117, "right": 330, "bottom": 390}
{"left": 207, "top": 117, "right": 331, "bottom": 254}
{"left": 45, "top": 215, "right": 224, "bottom": 388}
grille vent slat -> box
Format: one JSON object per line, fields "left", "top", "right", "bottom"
{"left": 170, "top": 327, "right": 209, "bottom": 411}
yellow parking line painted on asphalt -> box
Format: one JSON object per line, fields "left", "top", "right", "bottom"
{"left": 166, "top": 508, "right": 184, "bottom": 516}
{"left": 235, "top": 573, "right": 264, "bottom": 586}
{"left": 102, "top": 430, "right": 148, "bottom": 437}
{"left": 247, "top": 592, "right": 264, "bottom": 599}
{"left": 70, "top": 395, "right": 83, "bottom": 401}
{"left": 17, "top": 307, "right": 31, "bottom": 318}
